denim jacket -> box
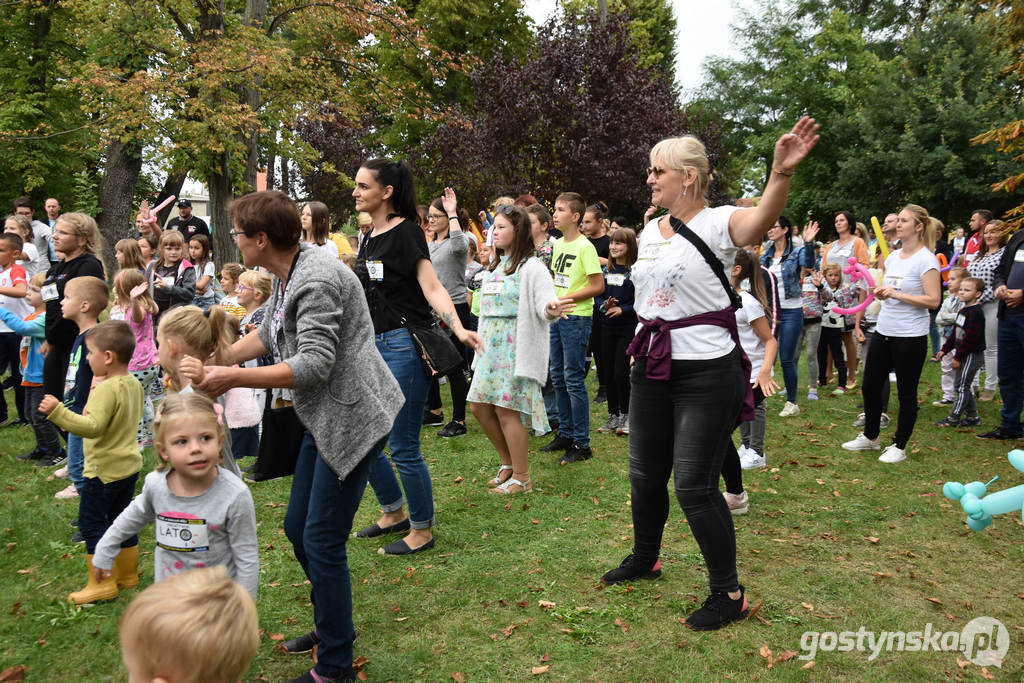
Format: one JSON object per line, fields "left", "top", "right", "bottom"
{"left": 761, "top": 241, "right": 815, "bottom": 300}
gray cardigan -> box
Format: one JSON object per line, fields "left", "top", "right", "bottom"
{"left": 257, "top": 245, "right": 404, "bottom": 480}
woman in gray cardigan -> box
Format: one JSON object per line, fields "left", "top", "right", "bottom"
{"left": 186, "top": 190, "right": 403, "bottom": 683}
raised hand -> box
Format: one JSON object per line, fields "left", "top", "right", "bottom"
{"left": 803, "top": 220, "right": 820, "bottom": 243}
{"left": 442, "top": 187, "right": 458, "bottom": 216}
{"left": 772, "top": 117, "right": 820, "bottom": 174}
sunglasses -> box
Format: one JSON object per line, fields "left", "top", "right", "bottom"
{"left": 646, "top": 166, "right": 668, "bottom": 178}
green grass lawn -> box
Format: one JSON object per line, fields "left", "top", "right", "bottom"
{"left": 1, "top": 359, "right": 1023, "bottom": 682}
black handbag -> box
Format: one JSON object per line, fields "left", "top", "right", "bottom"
{"left": 247, "top": 391, "right": 305, "bottom": 481}
{"left": 404, "top": 317, "right": 464, "bottom": 378}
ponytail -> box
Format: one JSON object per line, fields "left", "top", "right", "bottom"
{"left": 361, "top": 158, "right": 419, "bottom": 224}
{"left": 734, "top": 250, "right": 769, "bottom": 311}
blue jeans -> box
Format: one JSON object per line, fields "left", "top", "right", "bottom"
{"left": 549, "top": 315, "right": 592, "bottom": 448}
{"left": 68, "top": 435, "right": 85, "bottom": 494}
{"left": 284, "top": 431, "right": 370, "bottom": 678}
{"left": 79, "top": 473, "right": 138, "bottom": 554}
{"left": 230, "top": 426, "right": 260, "bottom": 462}
{"left": 366, "top": 328, "right": 434, "bottom": 529}
{"left": 776, "top": 307, "right": 803, "bottom": 403}
{"left": 998, "top": 315, "right": 1024, "bottom": 434}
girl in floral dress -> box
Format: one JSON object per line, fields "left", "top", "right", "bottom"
{"left": 468, "top": 206, "right": 574, "bottom": 494}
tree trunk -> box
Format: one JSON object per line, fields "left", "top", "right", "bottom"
{"left": 209, "top": 150, "right": 236, "bottom": 268}
{"left": 239, "top": 0, "right": 267, "bottom": 193}
{"left": 280, "top": 156, "right": 290, "bottom": 195}
{"left": 96, "top": 139, "right": 143, "bottom": 279}
{"left": 154, "top": 171, "right": 188, "bottom": 227}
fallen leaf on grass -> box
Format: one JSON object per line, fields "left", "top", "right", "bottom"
{"left": 615, "top": 618, "right": 629, "bottom": 632}
{"left": 453, "top": 476, "right": 463, "bottom": 484}
{"left": 801, "top": 661, "right": 815, "bottom": 670}
{"left": 540, "top": 654, "right": 550, "bottom": 662}
{"left": 517, "top": 601, "right": 529, "bottom": 608}
{"left": 867, "top": 536, "right": 880, "bottom": 544}
{"left": 801, "top": 602, "right": 813, "bottom": 611}
{"left": 874, "top": 572, "right": 893, "bottom": 579}
{"left": 531, "top": 666, "right": 549, "bottom": 675}
{"left": 0, "top": 665, "right": 26, "bottom": 682}
{"left": 501, "top": 624, "right": 518, "bottom": 637}
{"left": 760, "top": 644, "right": 774, "bottom": 668}
{"left": 980, "top": 668, "right": 994, "bottom": 680}
{"left": 538, "top": 600, "right": 555, "bottom": 609}
{"left": 395, "top": 617, "right": 409, "bottom": 622}
{"left": 925, "top": 597, "right": 943, "bottom": 606}
{"left": 268, "top": 633, "right": 284, "bottom": 641}
{"left": 15, "top": 567, "right": 34, "bottom": 575}
{"left": 452, "top": 673, "right": 467, "bottom": 683}
{"left": 352, "top": 656, "right": 368, "bottom": 671}
{"left": 9, "top": 602, "right": 21, "bottom": 616}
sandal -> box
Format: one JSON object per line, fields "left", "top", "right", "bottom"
{"left": 489, "top": 477, "right": 532, "bottom": 495}
{"left": 488, "top": 465, "right": 513, "bottom": 486}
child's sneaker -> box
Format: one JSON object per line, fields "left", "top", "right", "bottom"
{"left": 832, "top": 386, "right": 847, "bottom": 396}
{"left": 35, "top": 449, "right": 67, "bottom": 468}
{"left": 959, "top": 416, "right": 981, "bottom": 427}
{"left": 54, "top": 484, "right": 78, "bottom": 499}
{"left": 932, "top": 398, "right": 953, "bottom": 407}
{"left": 54, "top": 465, "right": 69, "bottom": 478}
{"left": 779, "top": 401, "right": 800, "bottom": 417}
{"left": 935, "top": 416, "right": 962, "bottom": 427}
{"left": 807, "top": 389, "right": 819, "bottom": 401}
{"left": 597, "top": 415, "right": 619, "bottom": 433}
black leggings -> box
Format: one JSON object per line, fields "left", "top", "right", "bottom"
{"left": 817, "top": 327, "right": 847, "bottom": 387}
{"left": 590, "top": 310, "right": 607, "bottom": 389}
{"left": 426, "top": 302, "right": 471, "bottom": 422}
{"left": 721, "top": 386, "right": 765, "bottom": 495}
{"left": 601, "top": 325, "right": 633, "bottom": 415}
{"left": 628, "top": 351, "right": 746, "bottom": 593}
{"left": 861, "top": 334, "right": 927, "bottom": 448}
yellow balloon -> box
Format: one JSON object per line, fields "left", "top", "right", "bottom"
{"left": 871, "top": 216, "right": 889, "bottom": 260}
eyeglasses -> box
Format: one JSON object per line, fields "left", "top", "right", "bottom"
{"left": 235, "top": 284, "right": 253, "bottom": 292}
{"left": 228, "top": 230, "right": 245, "bottom": 238}
{"left": 427, "top": 214, "right": 447, "bottom": 222}
{"left": 646, "top": 166, "right": 667, "bottom": 178}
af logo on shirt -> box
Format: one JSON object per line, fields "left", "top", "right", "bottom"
{"left": 552, "top": 253, "right": 577, "bottom": 289}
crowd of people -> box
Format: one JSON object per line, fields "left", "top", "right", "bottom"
{"left": 2, "top": 117, "right": 1024, "bottom": 681}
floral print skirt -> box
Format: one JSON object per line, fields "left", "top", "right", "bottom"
{"left": 468, "top": 316, "right": 549, "bottom": 435}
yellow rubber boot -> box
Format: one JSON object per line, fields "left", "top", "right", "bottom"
{"left": 112, "top": 546, "right": 140, "bottom": 589}
{"left": 68, "top": 555, "right": 119, "bottom": 606}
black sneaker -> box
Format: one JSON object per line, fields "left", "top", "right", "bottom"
{"left": 935, "top": 416, "right": 962, "bottom": 428}
{"left": 976, "top": 426, "right": 1023, "bottom": 440}
{"left": 600, "top": 554, "right": 662, "bottom": 584}
{"left": 437, "top": 421, "right": 467, "bottom": 438}
{"left": 285, "top": 667, "right": 354, "bottom": 682}
{"left": 17, "top": 448, "right": 45, "bottom": 461}
{"left": 71, "top": 531, "right": 84, "bottom": 544}
{"left": 70, "top": 517, "right": 78, "bottom": 528}
{"left": 422, "top": 410, "right": 445, "bottom": 427}
{"left": 594, "top": 386, "right": 608, "bottom": 404}
{"left": 959, "top": 416, "right": 981, "bottom": 427}
{"left": 35, "top": 449, "right": 67, "bottom": 468}
{"left": 559, "top": 445, "right": 592, "bottom": 464}
{"left": 684, "top": 585, "right": 748, "bottom": 631}
{"left": 282, "top": 630, "right": 320, "bottom": 654}
{"left": 539, "top": 435, "right": 573, "bottom": 452}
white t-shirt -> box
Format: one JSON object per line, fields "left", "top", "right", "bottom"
{"left": 735, "top": 290, "right": 770, "bottom": 384}
{"left": 194, "top": 261, "right": 217, "bottom": 300}
{"left": 632, "top": 205, "right": 741, "bottom": 360}
{"left": 0, "top": 264, "right": 31, "bottom": 333}
{"left": 15, "top": 242, "right": 45, "bottom": 278}
{"left": 876, "top": 247, "right": 940, "bottom": 337}
{"left": 769, "top": 257, "right": 802, "bottom": 309}
{"left": 306, "top": 240, "right": 339, "bottom": 258}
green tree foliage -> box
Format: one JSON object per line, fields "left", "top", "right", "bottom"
{"left": 0, "top": 1, "right": 94, "bottom": 210}
{"left": 696, "top": 0, "right": 1023, "bottom": 234}
{"left": 559, "top": 0, "right": 677, "bottom": 80}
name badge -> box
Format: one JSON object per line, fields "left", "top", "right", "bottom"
{"left": 884, "top": 275, "right": 904, "bottom": 290}
{"left": 366, "top": 261, "right": 384, "bottom": 281}
{"left": 639, "top": 241, "right": 669, "bottom": 260}
{"left": 156, "top": 514, "right": 210, "bottom": 552}
{"left": 606, "top": 273, "right": 626, "bottom": 287}
{"left": 162, "top": 276, "right": 175, "bottom": 287}
{"left": 553, "top": 273, "right": 570, "bottom": 289}
{"left": 1015, "top": 249, "right": 1024, "bottom": 263}
{"left": 41, "top": 283, "right": 58, "bottom": 301}
{"left": 482, "top": 280, "right": 503, "bottom": 295}
{"left": 955, "top": 314, "right": 966, "bottom": 327}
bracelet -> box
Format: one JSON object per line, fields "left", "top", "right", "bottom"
{"left": 772, "top": 168, "right": 794, "bottom": 177}
{"left": 448, "top": 215, "right": 458, "bottom": 221}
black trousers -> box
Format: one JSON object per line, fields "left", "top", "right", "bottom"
{"left": 861, "top": 333, "right": 927, "bottom": 448}
{"left": 817, "top": 326, "right": 847, "bottom": 387}
{"left": 0, "top": 332, "right": 25, "bottom": 421}
{"left": 426, "top": 302, "right": 471, "bottom": 422}
{"left": 601, "top": 325, "right": 633, "bottom": 415}
{"left": 628, "top": 351, "right": 746, "bottom": 593}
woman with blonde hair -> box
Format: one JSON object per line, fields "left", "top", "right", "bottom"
{"left": 602, "top": 118, "right": 819, "bottom": 633}
{"left": 843, "top": 204, "right": 941, "bottom": 464}
{"left": 41, "top": 213, "right": 106, "bottom": 398}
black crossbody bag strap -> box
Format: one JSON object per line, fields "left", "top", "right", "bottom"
{"left": 668, "top": 216, "right": 742, "bottom": 310}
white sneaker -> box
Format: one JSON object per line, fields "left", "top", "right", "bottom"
{"left": 878, "top": 444, "right": 906, "bottom": 463}
{"left": 723, "top": 490, "right": 749, "bottom": 515}
{"left": 842, "top": 433, "right": 880, "bottom": 451}
{"left": 852, "top": 413, "right": 890, "bottom": 429}
{"left": 739, "top": 448, "right": 766, "bottom": 470}
{"left": 888, "top": 372, "right": 897, "bottom": 382}
{"left": 779, "top": 401, "right": 800, "bottom": 417}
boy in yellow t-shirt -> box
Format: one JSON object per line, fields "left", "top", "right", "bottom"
{"left": 542, "top": 192, "right": 604, "bottom": 464}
